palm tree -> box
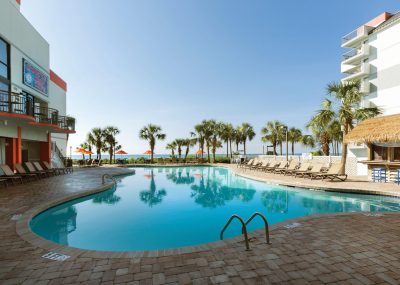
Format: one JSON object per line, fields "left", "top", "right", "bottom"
{"left": 219, "top": 123, "right": 234, "bottom": 158}
{"left": 193, "top": 125, "right": 206, "bottom": 160}
{"left": 183, "top": 138, "right": 196, "bottom": 161}
{"left": 174, "top": 139, "right": 185, "bottom": 159}
{"left": 239, "top": 122, "right": 255, "bottom": 156}
{"left": 197, "top": 120, "right": 217, "bottom": 163}
{"left": 261, "top": 120, "right": 285, "bottom": 155}
{"left": 211, "top": 138, "right": 222, "bottom": 162}
{"left": 102, "top": 126, "right": 120, "bottom": 163}
{"left": 327, "top": 120, "right": 342, "bottom": 155}
{"left": 139, "top": 124, "right": 166, "bottom": 163}
{"left": 233, "top": 126, "right": 242, "bottom": 153}
{"left": 300, "top": 135, "right": 315, "bottom": 151}
{"left": 326, "top": 81, "right": 381, "bottom": 174}
{"left": 79, "top": 142, "right": 89, "bottom": 160}
{"left": 88, "top": 128, "right": 104, "bottom": 160}
{"left": 288, "top": 128, "right": 303, "bottom": 155}
{"left": 166, "top": 142, "right": 177, "bottom": 158}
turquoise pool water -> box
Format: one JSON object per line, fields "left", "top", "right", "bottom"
{"left": 30, "top": 166, "right": 400, "bottom": 251}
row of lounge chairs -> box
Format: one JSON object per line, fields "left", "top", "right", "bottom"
{"left": 239, "top": 159, "right": 348, "bottom": 181}
{"left": 0, "top": 161, "right": 73, "bottom": 187}
{"left": 78, "top": 159, "right": 101, "bottom": 168}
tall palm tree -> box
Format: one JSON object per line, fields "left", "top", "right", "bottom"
{"left": 198, "top": 120, "right": 217, "bottom": 163}
{"left": 88, "top": 128, "right": 104, "bottom": 160}
{"left": 193, "top": 125, "right": 206, "bottom": 160}
{"left": 326, "top": 81, "right": 381, "bottom": 174}
{"left": 300, "top": 135, "right": 315, "bottom": 151}
{"left": 288, "top": 128, "right": 303, "bottom": 155}
{"left": 102, "top": 126, "right": 120, "bottom": 163}
{"left": 327, "top": 120, "right": 342, "bottom": 155}
{"left": 79, "top": 142, "right": 89, "bottom": 160}
{"left": 233, "top": 126, "right": 242, "bottom": 153}
{"left": 261, "top": 120, "right": 285, "bottom": 155}
{"left": 183, "top": 138, "right": 196, "bottom": 161}
{"left": 239, "top": 122, "right": 255, "bottom": 156}
{"left": 166, "top": 142, "right": 177, "bottom": 158}
{"left": 139, "top": 124, "right": 166, "bottom": 163}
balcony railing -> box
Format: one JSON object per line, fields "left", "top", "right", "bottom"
{"left": 0, "top": 90, "right": 35, "bottom": 117}
{"left": 341, "top": 26, "right": 372, "bottom": 47}
{"left": 58, "top": 115, "right": 76, "bottom": 132}
{"left": 342, "top": 49, "right": 358, "bottom": 61}
{"left": 35, "top": 106, "right": 59, "bottom": 125}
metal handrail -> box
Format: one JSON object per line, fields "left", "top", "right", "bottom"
{"left": 58, "top": 115, "right": 76, "bottom": 132}
{"left": 220, "top": 215, "right": 250, "bottom": 250}
{"left": 102, "top": 174, "right": 117, "bottom": 186}
{"left": 0, "top": 90, "right": 35, "bottom": 117}
{"left": 243, "top": 212, "right": 270, "bottom": 244}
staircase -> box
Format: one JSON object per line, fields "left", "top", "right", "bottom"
{"left": 51, "top": 142, "right": 67, "bottom": 168}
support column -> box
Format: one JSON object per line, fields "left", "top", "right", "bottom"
{"left": 5, "top": 138, "right": 17, "bottom": 170}
{"left": 40, "top": 133, "right": 52, "bottom": 163}
{"left": 17, "top": 126, "right": 22, "bottom": 164}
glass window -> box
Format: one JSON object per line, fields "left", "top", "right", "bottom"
{"left": 394, "top": 148, "right": 400, "bottom": 161}
{"left": 372, "top": 145, "right": 388, "bottom": 161}
{"left": 0, "top": 63, "right": 7, "bottom": 78}
{"left": 0, "top": 39, "right": 7, "bottom": 65}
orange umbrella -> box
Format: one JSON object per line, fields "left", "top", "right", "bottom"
{"left": 116, "top": 150, "right": 128, "bottom": 155}
{"left": 144, "top": 150, "right": 153, "bottom": 155}
{"left": 74, "top": 148, "right": 86, "bottom": 153}
{"left": 195, "top": 150, "right": 205, "bottom": 155}
{"left": 84, "top": 150, "right": 94, "bottom": 155}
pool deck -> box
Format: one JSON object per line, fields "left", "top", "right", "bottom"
{"left": 0, "top": 166, "right": 400, "bottom": 284}
{"left": 221, "top": 164, "right": 400, "bottom": 198}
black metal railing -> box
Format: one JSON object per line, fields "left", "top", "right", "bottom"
{"left": 0, "top": 90, "right": 35, "bottom": 117}
{"left": 34, "top": 105, "right": 59, "bottom": 125}
{"left": 58, "top": 115, "right": 76, "bottom": 132}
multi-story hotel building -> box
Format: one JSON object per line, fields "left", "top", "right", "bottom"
{"left": 0, "top": 0, "right": 75, "bottom": 169}
{"left": 342, "top": 12, "right": 400, "bottom": 179}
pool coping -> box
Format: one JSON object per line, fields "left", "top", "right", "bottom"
{"left": 15, "top": 166, "right": 400, "bottom": 260}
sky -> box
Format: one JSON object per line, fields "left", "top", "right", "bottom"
{"left": 21, "top": 0, "right": 400, "bottom": 155}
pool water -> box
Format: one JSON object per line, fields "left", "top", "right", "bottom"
{"left": 30, "top": 166, "right": 400, "bottom": 251}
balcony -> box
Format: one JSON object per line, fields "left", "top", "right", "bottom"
{"left": 0, "top": 90, "right": 76, "bottom": 133}
{"left": 342, "top": 62, "right": 370, "bottom": 82}
{"left": 57, "top": 115, "right": 76, "bottom": 133}
{"left": 342, "top": 44, "right": 370, "bottom": 65}
{"left": 341, "top": 26, "right": 373, "bottom": 48}
{"left": 0, "top": 90, "right": 36, "bottom": 122}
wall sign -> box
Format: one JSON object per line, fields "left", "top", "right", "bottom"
{"left": 23, "top": 59, "right": 49, "bottom": 96}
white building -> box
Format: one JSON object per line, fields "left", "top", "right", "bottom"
{"left": 341, "top": 12, "right": 400, "bottom": 176}
{"left": 0, "top": 0, "right": 75, "bottom": 169}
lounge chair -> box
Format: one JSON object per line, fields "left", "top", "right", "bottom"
{"left": 252, "top": 160, "right": 269, "bottom": 171}
{"left": 274, "top": 160, "right": 295, "bottom": 174}
{"left": 263, "top": 160, "right": 282, "bottom": 172}
{"left": 247, "top": 160, "right": 263, "bottom": 170}
{"left": 42, "top": 161, "right": 65, "bottom": 175}
{"left": 298, "top": 163, "right": 324, "bottom": 178}
{"left": 278, "top": 160, "right": 299, "bottom": 175}
{"left": 290, "top": 162, "right": 311, "bottom": 177}
{"left": 272, "top": 161, "right": 289, "bottom": 174}
{"left": 15, "top": 164, "right": 39, "bottom": 181}
{"left": 311, "top": 163, "right": 348, "bottom": 181}
{"left": 25, "top": 162, "right": 48, "bottom": 178}
{"left": 0, "top": 165, "right": 24, "bottom": 184}
{"left": 33, "top": 162, "right": 57, "bottom": 176}
{"left": 240, "top": 159, "right": 254, "bottom": 169}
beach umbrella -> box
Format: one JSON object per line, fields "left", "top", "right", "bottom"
{"left": 195, "top": 150, "right": 205, "bottom": 155}
{"left": 74, "top": 148, "right": 87, "bottom": 159}
{"left": 143, "top": 150, "right": 153, "bottom": 154}
{"left": 116, "top": 150, "right": 128, "bottom": 155}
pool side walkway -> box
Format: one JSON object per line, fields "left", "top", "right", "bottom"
{"left": 222, "top": 164, "right": 400, "bottom": 197}
{"left": 0, "top": 167, "right": 400, "bottom": 284}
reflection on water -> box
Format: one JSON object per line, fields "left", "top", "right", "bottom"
{"left": 139, "top": 170, "right": 167, "bottom": 207}
{"left": 30, "top": 166, "right": 400, "bottom": 251}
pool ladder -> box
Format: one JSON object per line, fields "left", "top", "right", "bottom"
{"left": 220, "top": 212, "right": 270, "bottom": 251}
{"left": 102, "top": 174, "right": 117, "bottom": 186}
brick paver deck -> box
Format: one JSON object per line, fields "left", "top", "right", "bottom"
{"left": 1, "top": 166, "right": 400, "bottom": 285}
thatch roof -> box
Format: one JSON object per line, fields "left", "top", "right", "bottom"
{"left": 344, "top": 114, "right": 400, "bottom": 144}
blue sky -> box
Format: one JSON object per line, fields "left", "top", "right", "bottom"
{"left": 21, "top": 0, "right": 399, "bottom": 155}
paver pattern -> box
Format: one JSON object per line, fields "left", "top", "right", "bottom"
{"left": 1, "top": 166, "right": 400, "bottom": 285}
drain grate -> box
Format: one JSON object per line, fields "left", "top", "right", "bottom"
{"left": 42, "top": 252, "right": 70, "bottom": 261}
{"left": 363, "top": 213, "right": 384, "bottom": 217}
{"left": 284, "top": 222, "right": 302, "bottom": 229}
{"left": 10, "top": 214, "right": 22, "bottom": 221}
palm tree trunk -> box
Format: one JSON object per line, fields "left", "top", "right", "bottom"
{"left": 273, "top": 144, "right": 277, "bottom": 155}
{"left": 207, "top": 146, "right": 210, "bottom": 163}
{"left": 229, "top": 139, "right": 232, "bottom": 158}
{"left": 280, "top": 143, "right": 283, "bottom": 155}
{"left": 226, "top": 141, "right": 229, "bottom": 158}
{"left": 213, "top": 148, "right": 216, "bottom": 162}
{"left": 243, "top": 140, "right": 246, "bottom": 156}
{"left": 291, "top": 141, "right": 295, "bottom": 155}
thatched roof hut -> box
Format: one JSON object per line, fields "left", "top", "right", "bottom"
{"left": 344, "top": 114, "right": 400, "bottom": 144}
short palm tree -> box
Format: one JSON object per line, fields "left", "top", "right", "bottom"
{"left": 193, "top": 125, "right": 206, "bottom": 160}
{"left": 288, "top": 128, "right": 302, "bottom": 155}
{"left": 300, "top": 135, "right": 315, "bottom": 150}
{"left": 219, "top": 123, "right": 234, "bottom": 158}
{"left": 239, "top": 122, "right": 255, "bottom": 156}
{"left": 139, "top": 124, "right": 166, "bottom": 163}
{"left": 233, "top": 127, "right": 243, "bottom": 153}
{"left": 88, "top": 127, "right": 104, "bottom": 160}
{"left": 174, "top": 139, "right": 185, "bottom": 159}
{"left": 183, "top": 138, "right": 196, "bottom": 161}
{"left": 102, "top": 126, "right": 120, "bottom": 163}
{"left": 166, "top": 142, "right": 177, "bottom": 158}
{"left": 261, "top": 120, "right": 285, "bottom": 155}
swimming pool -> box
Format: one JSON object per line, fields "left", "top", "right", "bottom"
{"left": 30, "top": 166, "right": 400, "bottom": 251}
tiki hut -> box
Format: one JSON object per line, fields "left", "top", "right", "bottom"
{"left": 345, "top": 114, "right": 400, "bottom": 182}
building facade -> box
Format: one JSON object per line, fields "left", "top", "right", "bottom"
{"left": 0, "top": 0, "right": 75, "bottom": 169}
{"left": 341, "top": 12, "right": 400, "bottom": 176}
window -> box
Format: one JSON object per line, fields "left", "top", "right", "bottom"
{"left": 372, "top": 145, "right": 387, "bottom": 161}
{"left": 394, "top": 148, "right": 400, "bottom": 161}
{"left": 0, "top": 37, "right": 9, "bottom": 86}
